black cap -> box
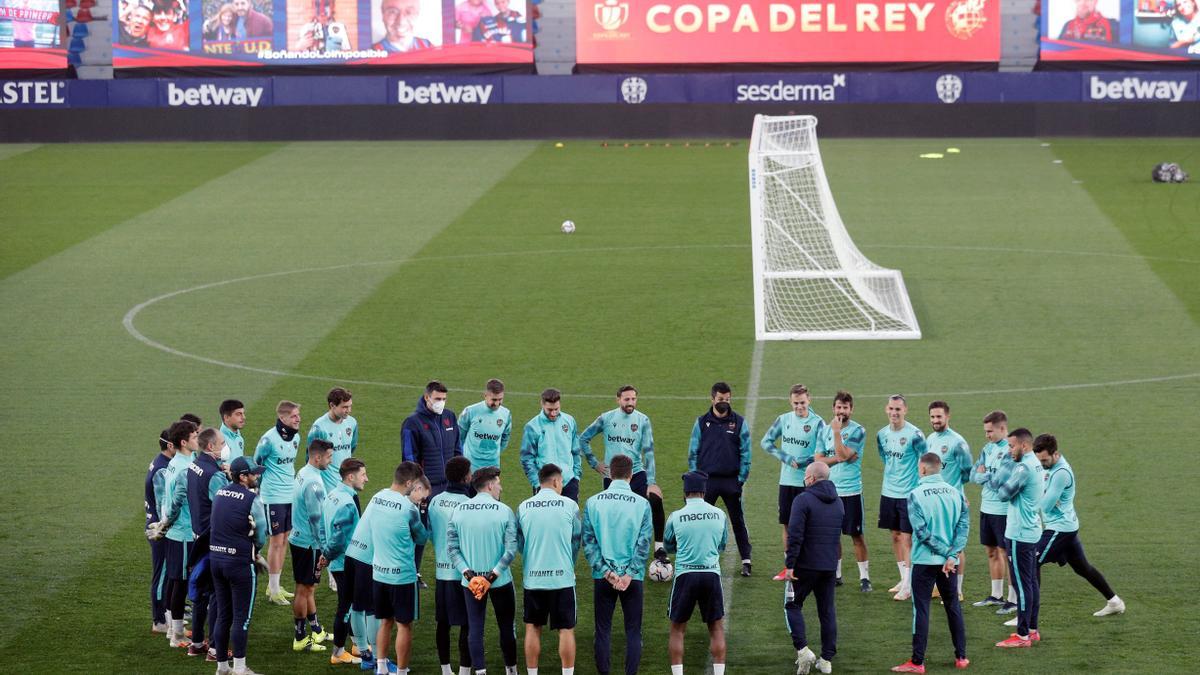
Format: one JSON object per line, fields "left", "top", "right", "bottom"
{"left": 230, "top": 456, "right": 265, "bottom": 477}
{"left": 682, "top": 471, "right": 709, "bottom": 494}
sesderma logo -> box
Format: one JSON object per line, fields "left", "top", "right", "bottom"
{"left": 1089, "top": 76, "right": 1189, "bottom": 102}
{"left": 397, "top": 80, "right": 494, "bottom": 104}
{"left": 166, "top": 83, "right": 264, "bottom": 107}
{"left": 736, "top": 75, "right": 846, "bottom": 103}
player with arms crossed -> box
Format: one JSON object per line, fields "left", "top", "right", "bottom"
{"left": 580, "top": 385, "right": 666, "bottom": 561}
{"left": 321, "top": 457, "right": 369, "bottom": 666}
{"left": 760, "top": 384, "right": 826, "bottom": 581}
{"left": 521, "top": 388, "right": 583, "bottom": 503}
{"left": 814, "top": 390, "right": 871, "bottom": 591}
{"left": 980, "top": 428, "right": 1044, "bottom": 648}
{"left": 255, "top": 400, "right": 303, "bottom": 606}
{"left": 368, "top": 462, "right": 431, "bottom": 675}
{"left": 582, "top": 454, "right": 653, "bottom": 675}
{"left": 289, "top": 439, "right": 334, "bottom": 653}
{"left": 1032, "top": 434, "right": 1125, "bottom": 620}
{"left": 518, "top": 463, "right": 583, "bottom": 675}
{"left": 969, "top": 411, "right": 1017, "bottom": 613}
{"left": 448, "top": 466, "right": 521, "bottom": 675}
{"left": 877, "top": 395, "right": 926, "bottom": 601}
{"left": 458, "top": 379, "right": 512, "bottom": 473}
{"left": 926, "top": 401, "right": 972, "bottom": 601}
{"left": 664, "top": 471, "right": 729, "bottom": 675}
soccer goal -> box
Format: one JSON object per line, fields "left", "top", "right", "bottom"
{"left": 748, "top": 115, "right": 922, "bottom": 340}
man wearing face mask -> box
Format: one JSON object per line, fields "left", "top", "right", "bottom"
{"left": 185, "top": 427, "right": 234, "bottom": 657}
{"left": 255, "top": 400, "right": 303, "bottom": 605}
{"left": 402, "top": 381, "right": 461, "bottom": 583}
{"left": 687, "top": 382, "right": 754, "bottom": 577}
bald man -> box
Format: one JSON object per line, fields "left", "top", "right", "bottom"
{"left": 785, "top": 463, "right": 844, "bottom": 674}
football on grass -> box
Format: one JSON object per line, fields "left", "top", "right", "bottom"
{"left": 561, "top": 220, "right": 576, "bottom": 234}
{"left": 648, "top": 559, "right": 674, "bottom": 582}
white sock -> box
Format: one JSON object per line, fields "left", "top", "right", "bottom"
{"left": 991, "top": 579, "right": 1003, "bottom": 598}
{"left": 506, "top": 667, "right": 518, "bottom": 675}
{"left": 441, "top": 666, "right": 453, "bottom": 675}
{"left": 564, "top": 668, "right": 574, "bottom": 675}
{"left": 901, "top": 562, "right": 911, "bottom": 591}
{"left": 671, "top": 665, "right": 684, "bottom": 675}
{"left": 655, "top": 541, "right": 664, "bottom": 552}
{"left": 398, "top": 669, "right": 409, "bottom": 675}
{"left": 269, "top": 573, "right": 281, "bottom": 595}
{"left": 957, "top": 573, "right": 964, "bottom": 595}
{"left": 171, "top": 618, "right": 184, "bottom": 638}
{"left": 460, "top": 668, "right": 472, "bottom": 675}
{"left": 1008, "top": 585, "right": 1018, "bottom": 603}
{"left": 233, "top": 657, "right": 247, "bottom": 672}
{"left": 858, "top": 561, "right": 870, "bottom": 580}
{"left": 528, "top": 669, "right": 538, "bottom": 675}
{"left": 896, "top": 561, "right": 906, "bottom": 581}
{"left": 713, "top": 665, "right": 725, "bottom": 675}
{"left": 377, "top": 658, "right": 389, "bottom": 675}
{"left": 1110, "top": 595, "right": 1122, "bottom": 605}
{"left": 836, "top": 559, "right": 843, "bottom": 579}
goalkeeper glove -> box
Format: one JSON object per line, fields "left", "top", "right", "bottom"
{"left": 484, "top": 570, "right": 498, "bottom": 583}
{"left": 462, "top": 569, "right": 478, "bottom": 583}
{"left": 145, "top": 521, "right": 167, "bottom": 541}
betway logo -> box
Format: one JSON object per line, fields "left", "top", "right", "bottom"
{"left": 736, "top": 75, "right": 846, "bottom": 103}
{"left": 397, "top": 80, "right": 493, "bottom": 104}
{"left": 1089, "top": 76, "right": 1188, "bottom": 103}
{"left": 167, "top": 82, "right": 263, "bottom": 107}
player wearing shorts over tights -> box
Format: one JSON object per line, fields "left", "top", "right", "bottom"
{"left": 427, "top": 457, "right": 474, "bottom": 675}
{"left": 321, "top": 457, "right": 369, "bottom": 665}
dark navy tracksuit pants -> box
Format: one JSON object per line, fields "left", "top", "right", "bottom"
{"left": 150, "top": 539, "right": 167, "bottom": 624}
{"left": 909, "top": 564, "right": 967, "bottom": 665}
{"left": 703, "top": 476, "right": 751, "bottom": 560}
{"left": 1008, "top": 539, "right": 1040, "bottom": 637}
{"left": 785, "top": 569, "right": 837, "bottom": 661}
{"left": 593, "top": 578, "right": 643, "bottom": 675}
{"left": 211, "top": 560, "right": 257, "bottom": 660}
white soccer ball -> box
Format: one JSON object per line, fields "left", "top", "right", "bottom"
{"left": 560, "top": 220, "right": 576, "bottom": 234}
{"left": 648, "top": 559, "right": 674, "bottom": 582}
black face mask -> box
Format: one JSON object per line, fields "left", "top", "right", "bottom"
{"left": 276, "top": 418, "right": 297, "bottom": 442}
{"left": 713, "top": 402, "right": 731, "bottom": 415}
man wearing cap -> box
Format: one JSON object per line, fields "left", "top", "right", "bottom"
{"left": 581, "top": 455, "right": 652, "bottom": 675}
{"left": 785, "top": 463, "right": 843, "bottom": 675}
{"left": 209, "top": 456, "right": 270, "bottom": 675}
{"left": 664, "top": 471, "right": 729, "bottom": 675}
{"left": 687, "top": 382, "right": 753, "bottom": 577}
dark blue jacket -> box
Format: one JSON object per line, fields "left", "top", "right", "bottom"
{"left": 145, "top": 452, "right": 171, "bottom": 526}
{"left": 688, "top": 408, "right": 753, "bottom": 481}
{"left": 401, "top": 396, "right": 462, "bottom": 488}
{"left": 187, "top": 451, "right": 225, "bottom": 537}
{"left": 785, "top": 479, "right": 844, "bottom": 572}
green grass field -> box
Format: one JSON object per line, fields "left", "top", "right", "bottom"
{"left": 1, "top": 137, "right": 1197, "bottom": 674}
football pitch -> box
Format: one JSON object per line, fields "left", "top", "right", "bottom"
{"left": 1, "top": 136, "right": 1197, "bottom": 673}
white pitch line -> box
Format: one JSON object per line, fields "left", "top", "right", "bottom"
{"left": 122, "top": 244, "right": 1200, "bottom": 402}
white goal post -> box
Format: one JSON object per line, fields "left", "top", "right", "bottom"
{"left": 748, "top": 115, "right": 921, "bottom": 340}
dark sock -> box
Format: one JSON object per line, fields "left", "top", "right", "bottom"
{"left": 295, "top": 617, "right": 308, "bottom": 640}
{"left": 308, "top": 612, "right": 322, "bottom": 633}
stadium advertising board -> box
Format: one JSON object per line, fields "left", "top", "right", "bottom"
{"left": 0, "top": 0, "right": 66, "bottom": 69}
{"left": 1041, "top": 0, "right": 1200, "bottom": 61}
{"left": 576, "top": 0, "right": 1001, "bottom": 64}
{"left": 112, "top": 0, "right": 533, "bottom": 69}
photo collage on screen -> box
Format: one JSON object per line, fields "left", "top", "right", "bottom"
{"left": 1045, "top": 0, "right": 1200, "bottom": 57}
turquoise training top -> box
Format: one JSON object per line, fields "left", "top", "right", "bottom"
{"left": 817, "top": 420, "right": 867, "bottom": 496}
{"left": 580, "top": 408, "right": 657, "bottom": 484}
{"left": 459, "top": 401, "right": 512, "bottom": 473}
{"left": 288, "top": 463, "right": 328, "bottom": 550}
{"left": 369, "top": 488, "right": 428, "bottom": 585}
{"left": 581, "top": 479, "right": 652, "bottom": 580}
{"left": 1039, "top": 455, "right": 1079, "bottom": 533}
{"left": 760, "top": 410, "right": 826, "bottom": 487}
{"left": 447, "top": 492, "right": 519, "bottom": 588}
{"left": 254, "top": 426, "right": 299, "bottom": 505}
{"left": 664, "top": 497, "right": 727, "bottom": 576}
{"left": 908, "top": 473, "right": 970, "bottom": 565}
{"left": 928, "top": 428, "right": 973, "bottom": 492}
{"left": 518, "top": 487, "right": 582, "bottom": 590}
{"left": 307, "top": 413, "right": 358, "bottom": 494}
{"left": 876, "top": 422, "right": 927, "bottom": 499}
{"left": 427, "top": 485, "right": 472, "bottom": 581}
{"left": 321, "top": 482, "right": 360, "bottom": 572}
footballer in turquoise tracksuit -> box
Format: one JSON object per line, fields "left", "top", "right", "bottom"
{"left": 876, "top": 418, "right": 927, "bottom": 534}
{"left": 459, "top": 399, "right": 512, "bottom": 473}
{"left": 518, "top": 474, "right": 582, "bottom": 632}
{"left": 760, "top": 397, "right": 826, "bottom": 526}
{"left": 906, "top": 465, "right": 970, "bottom": 667}
{"left": 582, "top": 473, "right": 653, "bottom": 675}
{"left": 254, "top": 417, "right": 302, "bottom": 536}
{"left": 664, "top": 482, "right": 728, "bottom": 626}
{"left": 307, "top": 402, "right": 359, "bottom": 494}
{"left": 447, "top": 481, "right": 520, "bottom": 672}
{"left": 427, "top": 466, "right": 473, "bottom": 671}
{"left": 521, "top": 404, "right": 583, "bottom": 502}
{"left": 983, "top": 435, "right": 1045, "bottom": 641}
{"left": 321, "top": 459, "right": 367, "bottom": 657}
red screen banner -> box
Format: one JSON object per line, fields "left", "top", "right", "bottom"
{"left": 1, "top": 0, "right": 66, "bottom": 70}
{"left": 577, "top": 0, "right": 1001, "bottom": 64}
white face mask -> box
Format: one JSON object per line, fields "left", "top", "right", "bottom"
{"left": 430, "top": 399, "right": 446, "bottom": 415}
{"left": 219, "top": 443, "right": 231, "bottom": 463}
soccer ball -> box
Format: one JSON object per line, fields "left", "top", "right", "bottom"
{"left": 560, "top": 220, "right": 576, "bottom": 234}
{"left": 648, "top": 559, "right": 674, "bottom": 582}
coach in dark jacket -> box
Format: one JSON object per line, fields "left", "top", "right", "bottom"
{"left": 687, "top": 381, "right": 754, "bottom": 575}
{"left": 401, "top": 381, "right": 462, "bottom": 495}
{"left": 784, "top": 463, "right": 844, "bottom": 673}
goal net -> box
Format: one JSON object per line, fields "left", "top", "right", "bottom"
{"left": 748, "top": 115, "right": 921, "bottom": 340}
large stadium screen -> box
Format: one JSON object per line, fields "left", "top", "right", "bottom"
{"left": 577, "top": 0, "right": 1001, "bottom": 64}
{"left": 1041, "top": 0, "right": 1200, "bottom": 61}
{"left": 112, "top": 0, "right": 533, "bottom": 69}
{"left": 0, "top": 0, "right": 66, "bottom": 69}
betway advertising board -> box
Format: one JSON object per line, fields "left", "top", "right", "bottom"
{"left": 577, "top": 0, "right": 1001, "bottom": 64}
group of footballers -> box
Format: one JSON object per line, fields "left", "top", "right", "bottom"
{"left": 142, "top": 378, "right": 1125, "bottom": 675}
